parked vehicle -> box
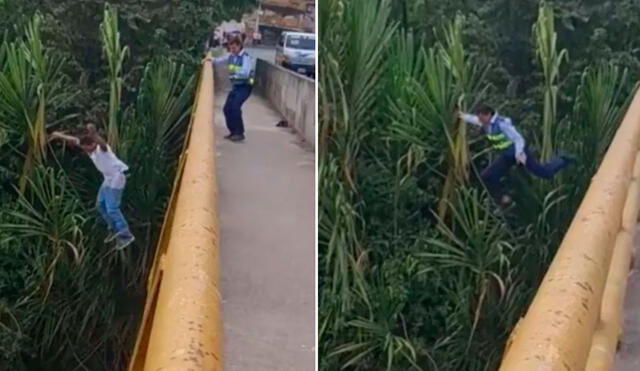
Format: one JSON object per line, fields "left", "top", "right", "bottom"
{"left": 275, "top": 32, "right": 315, "bottom": 77}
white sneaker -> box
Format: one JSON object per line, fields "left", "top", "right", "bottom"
{"left": 115, "top": 236, "right": 135, "bottom": 250}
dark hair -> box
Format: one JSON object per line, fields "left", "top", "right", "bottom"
{"left": 228, "top": 37, "right": 243, "bottom": 47}
{"left": 474, "top": 104, "right": 495, "bottom": 116}
{"left": 79, "top": 136, "right": 95, "bottom": 146}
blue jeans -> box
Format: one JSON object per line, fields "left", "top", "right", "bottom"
{"left": 97, "top": 185, "right": 132, "bottom": 239}
{"left": 223, "top": 84, "right": 253, "bottom": 135}
{"left": 482, "top": 146, "right": 570, "bottom": 193}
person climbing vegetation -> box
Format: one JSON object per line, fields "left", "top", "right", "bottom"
{"left": 207, "top": 36, "right": 255, "bottom": 142}
{"left": 459, "top": 104, "right": 576, "bottom": 204}
{"left": 49, "top": 123, "right": 135, "bottom": 249}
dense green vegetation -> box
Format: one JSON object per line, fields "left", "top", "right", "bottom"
{"left": 319, "top": 0, "right": 639, "bottom": 369}
{"left": 0, "top": 1, "right": 252, "bottom": 369}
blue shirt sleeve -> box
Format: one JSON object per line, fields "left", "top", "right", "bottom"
{"left": 461, "top": 113, "right": 481, "bottom": 126}
{"left": 498, "top": 118, "right": 526, "bottom": 156}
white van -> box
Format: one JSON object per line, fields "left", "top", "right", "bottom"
{"left": 275, "top": 32, "right": 315, "bottom": 77}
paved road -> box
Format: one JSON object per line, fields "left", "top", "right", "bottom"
{"left": 215, "top": 86, "right": 316, "bottom": 370}
{"left": 614, "top": 226, "right": 640, "bottom": 370}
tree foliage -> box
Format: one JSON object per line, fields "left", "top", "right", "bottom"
{"left": 0, "top": 0, "right": 254, "bottom": 118}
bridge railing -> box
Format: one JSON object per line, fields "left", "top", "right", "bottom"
{"left": 499, "top": 87, "right": 640, "bottom": 371}
{"left": 254, "top": 58, "right": 316, "bottom": 148}
{"left": 128, "top": 54, "right": 222, "bottom": 370}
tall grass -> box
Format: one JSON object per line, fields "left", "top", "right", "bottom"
{"left": 119, "top": 59, "right": 194, "bottom": 283}
{"left": 572, "top": 64, "right": 635, "bottom": 175}
{"left": 533, "top": 1, "right": 567, "bottom": 161}
{"left": 318, "top": 0, "right": 395, "bottom": 325}
{"left": 100, "top": 3, "right": 128, "bottom": 150}
{"left": 0, "top": 7, "right": 197, "bottom": 369}
{"left": 437, "top": 15, "right": 490, "bottom": 218}
{"left": 0, "top": 15, "right": 70, "bottom": 192}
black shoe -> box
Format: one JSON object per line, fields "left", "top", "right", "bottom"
{"left": 224, "top": 133, "right": 233, "bottom": 139}
{"left": 229, "top": 134, "right": 245, "bottom": 142}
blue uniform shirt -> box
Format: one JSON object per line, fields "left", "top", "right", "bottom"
{"left": 462, "top": 112, "right": 526, "bottom": 158}
{"left": 213, "top": 49, "right": 254, "bottom": 86}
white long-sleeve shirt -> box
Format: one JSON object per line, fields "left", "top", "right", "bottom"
{"left": 88, "top": 145, "right": 129, "bottom": 189}
{"left": 461, "top": 112, "right": 526, "bottom": 157}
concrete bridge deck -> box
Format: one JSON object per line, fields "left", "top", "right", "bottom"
{"left": 214, "top": 64, "right": 315, "bottom": 370}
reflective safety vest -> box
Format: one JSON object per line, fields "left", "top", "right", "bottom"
{"left": 228, "top": 51, "right": 255, "bottom": 86}
{"left": 485, "top": 117, "right": 513, "bottom": 151}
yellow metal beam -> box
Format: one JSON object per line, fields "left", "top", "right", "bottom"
{"left": 584, "top": 153, "right": 640, "bottom": 370}
{"left": 499, "top": 88, "right": 640, "bottom": 370}
{"left": 584, "top": 229, "right": 633, "bottom": 371}
{"left": 128, "top": 54, "right": 222, "bottom": 370}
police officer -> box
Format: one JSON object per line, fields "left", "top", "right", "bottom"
{"left": 459, "top": 104, "right": 575, "bottom": 204}
{"left": 220, "top": 37, "right": 254, "bottom": 141}
{"left": 207, "top": 37, "right": 255, "bottom": 142}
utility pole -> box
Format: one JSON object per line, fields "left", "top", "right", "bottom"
{"left": 255, "top": 0, "right": 261, "bottom": 43}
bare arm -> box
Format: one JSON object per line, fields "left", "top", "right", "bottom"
{"left": 86, "top": 124, "right": 108, "bottom": 151}
{"left": 49, "top": 131, "right": 80, "bottom": 146}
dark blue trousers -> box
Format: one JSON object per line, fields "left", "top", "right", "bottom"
{"left": 223, "top": 84, "right": 253, "bottom": 135}
{"left": 482, "top": 146, "right": 570, "bottom": 193}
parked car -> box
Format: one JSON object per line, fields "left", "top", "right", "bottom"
{"left": 275, "top": 32, "right": 315, "bottom": 78}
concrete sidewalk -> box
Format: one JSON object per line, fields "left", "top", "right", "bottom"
{"left": 215, "top": 89, "right": 316, "bottom": 370}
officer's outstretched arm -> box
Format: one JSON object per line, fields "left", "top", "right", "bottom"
{"left": 202, "top": 55, "right": 228, "bottom": 65}
{"left": 458, "top": 112, "right": 482, "bottom": 127}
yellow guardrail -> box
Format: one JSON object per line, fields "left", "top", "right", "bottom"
{"left": 499, "top": 87, "right": 640, "bottom": 370}
{"left": 128, "top": 54, "right": 222, "bottom": 370}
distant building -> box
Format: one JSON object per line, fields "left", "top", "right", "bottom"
{"left": 245, "top": 0, "right": 315, "bottom": 45}
{"left": 208, "top": 20, "right": 247, "bottom": 50}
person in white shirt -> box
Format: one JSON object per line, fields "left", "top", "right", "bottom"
{"left": 49, "top": 123, "right": 135, "bottom": 250}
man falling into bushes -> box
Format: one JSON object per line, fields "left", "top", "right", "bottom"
{"left": 49, "top": 123, "right": 135, "bottom": 250}
{"left": 206, "top": 36, "right": 255, "bottom": 142}
{"left": 459, "top": 104, "right": 576, "bottom": 205}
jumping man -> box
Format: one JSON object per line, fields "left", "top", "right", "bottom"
{"left": 49, "top": 123, "right": 135, "bottom": 249}
{"left": 459, "top": 105, "right": 575, "bottom": 203}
